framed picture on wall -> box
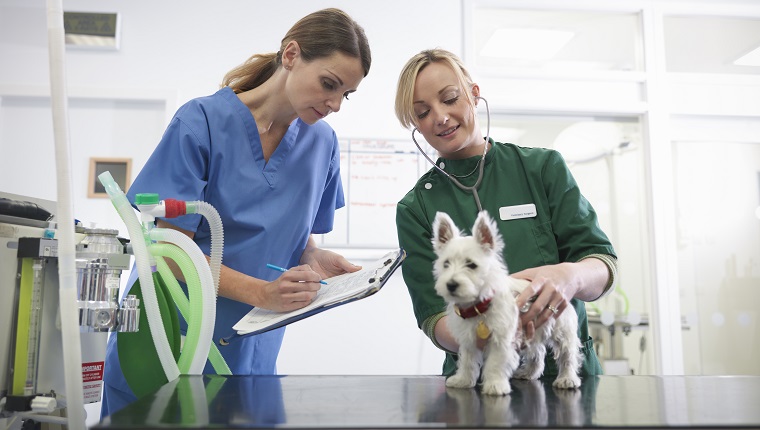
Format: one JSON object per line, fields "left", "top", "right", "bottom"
{"left": 88, "top": 157, "right": 132, "bottom": 198}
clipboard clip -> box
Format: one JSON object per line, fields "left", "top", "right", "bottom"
{"left": 368, "top": 258, "right": 395, "bottom": 283}
{"left": 368, "top": 267, "right": 380, "bottom": 284}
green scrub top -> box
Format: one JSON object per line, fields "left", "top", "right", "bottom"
{"left": 396, "top": 140, "right": 616, "bottom": 377}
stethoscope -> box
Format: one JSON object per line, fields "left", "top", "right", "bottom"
{"left": 411, "top": 96, "right": 491, "bottom": 212}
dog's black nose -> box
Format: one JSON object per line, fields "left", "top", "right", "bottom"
{"left": 446, "top": 280, "right": 458, "bottom": 292}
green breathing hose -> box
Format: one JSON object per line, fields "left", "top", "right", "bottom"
{"left": 149, "top": 244, "right": 201, "bottom": 373}
{"left": 150, "top": 243, "right": 230, "bottom": 374}
{"left": 154, "top": 255, "right": 230, "bottom": 374}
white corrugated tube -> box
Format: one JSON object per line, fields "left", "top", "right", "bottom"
{"left": 98, "top": 172, "right": 180, "bottom": 383}
{"left": 185, "top": 201, "right": 223, "bottom": 294}
{"left": 149, "top": 228, "right": 215, "bottom": 374}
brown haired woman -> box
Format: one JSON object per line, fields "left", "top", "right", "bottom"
{"left": 102, "top": 8, "right": 371, "bottom": 417}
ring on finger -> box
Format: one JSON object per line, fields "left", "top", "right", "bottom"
{"left": 520, "top": 295, "right": 539, "bottom": 313}
{"left": 547, "top": 305, "right": 559, "bottom": 315}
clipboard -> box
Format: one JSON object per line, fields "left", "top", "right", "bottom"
{"left": 224, "top": 249, "right": 406, "bottom": 343}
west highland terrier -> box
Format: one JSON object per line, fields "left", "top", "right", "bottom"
{"left": 431, "top": 211, "right": 582, "bottom": 396}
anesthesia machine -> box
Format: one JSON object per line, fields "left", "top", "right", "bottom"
{"left": 0, "top": 193, "right": 136, "bottom": 428}
{"left": 1, "top": 173, "right": 228, "bottom": 429}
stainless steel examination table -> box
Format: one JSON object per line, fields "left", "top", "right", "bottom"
{"left": 93, "top": 375, "right": 760, "bottom": 429}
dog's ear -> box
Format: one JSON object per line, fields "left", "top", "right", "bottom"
{"left": 473, "top": 211, "right": 504, "bottom": 254}
{"left": 432, "top": 212, "right": 459, "bottom": 251}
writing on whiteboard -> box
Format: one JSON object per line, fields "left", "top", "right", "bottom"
{"left": 318, "top": 138, "right": 436, "bottom": 248}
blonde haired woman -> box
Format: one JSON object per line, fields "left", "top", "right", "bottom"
{"left": 395, "top": 48, "right": 617, "bottom": 380}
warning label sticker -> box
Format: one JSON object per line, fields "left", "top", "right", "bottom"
{"left": 82, "top": 361, "right": 104, "bottom": 404}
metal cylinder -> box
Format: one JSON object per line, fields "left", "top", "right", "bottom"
{"left": 118, "top": 294, "right": 140, "bottom": 333}
{"left": 75, "top": 228, "right": 125, "bottom": 332}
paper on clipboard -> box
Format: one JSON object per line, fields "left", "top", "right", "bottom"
{"left": 232, "top": 249, "right": 405, "bottom": 336}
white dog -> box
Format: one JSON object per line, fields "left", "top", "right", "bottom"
{"left": 431, "top": 211, "right": 582, "bottom": 396}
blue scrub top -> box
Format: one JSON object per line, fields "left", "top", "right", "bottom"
{"left": 108, "top": 86, "right": 344, "bottom": 383}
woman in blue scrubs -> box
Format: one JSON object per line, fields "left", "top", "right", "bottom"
{"left": 101, "top": 8, "right": 371, "bottom": 416}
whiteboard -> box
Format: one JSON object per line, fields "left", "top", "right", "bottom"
{"left": 319, "top": 139, "right": 435, "bottom": 249}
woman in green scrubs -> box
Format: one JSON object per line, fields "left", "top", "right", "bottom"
{"left": 394, "top": 48, "right": 618, "bottom": 378}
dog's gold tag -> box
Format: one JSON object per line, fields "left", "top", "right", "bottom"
{"left": 476, "top": 320, "right": 491, "bottom": 339}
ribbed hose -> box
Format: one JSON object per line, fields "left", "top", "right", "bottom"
{"left": 184, "top": 201, "right": 228, "bottom": 373}
{"left": 149, "top": 244, "right": 202, "bottom": 374}
{"left": 98, "top": 172, "right": 180, "bottom": 382}
{"left": 185, "top": 201, "right": 223, "bottom": 294}
{"left": 149, "top": 228, "right": 216, "bottom": 374}
{"left": 151, "top": 251, "right": 230, "bottom": 374}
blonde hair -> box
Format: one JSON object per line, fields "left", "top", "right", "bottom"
{"left": 222, "top": 8, "right": 371, "bottom": 93}
{"left": 394, "top": 48, "right": 476, "bottom": 130}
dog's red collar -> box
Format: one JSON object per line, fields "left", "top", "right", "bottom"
{"left": 454, "top": 297, "right": 492, "bottom": 319}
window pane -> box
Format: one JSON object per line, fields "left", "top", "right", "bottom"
{"left": 470, "top": 8, "right": 643, "bottom": 73}
{"left": 664, "top": 16, "right": 760, "bottom": 75}
{"left": 672, "top": 116, "right": 760, "bottom": 375}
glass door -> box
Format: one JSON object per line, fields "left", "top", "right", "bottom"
{"left": 672, "top": 117, "right": 760, "bottom": 375}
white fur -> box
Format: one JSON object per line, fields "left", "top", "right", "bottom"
{"left": 431, "top": 211, "right": 582, "bottom": 395}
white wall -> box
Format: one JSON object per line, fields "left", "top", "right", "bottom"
{"left": 0, "top": 0, "right": 463, "bottom": 139}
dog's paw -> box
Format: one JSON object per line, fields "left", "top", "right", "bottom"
{"left": 552, "top": 375, "right": 581, "bottom": 389}
{"left": 481, "top": 379, "right": 511, "bottom": 396}
{"left": 512, "top": 366, "right": 541, "bottom": 380}
{"left": 446, "top": 373, "right": 477, "bottom": 389}
{"left": 511, "top": 368, "right": 531, "bottom": 380}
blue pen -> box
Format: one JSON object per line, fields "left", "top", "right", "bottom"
{"left": 266, "top": 263, "right": 328, "bottom": 285}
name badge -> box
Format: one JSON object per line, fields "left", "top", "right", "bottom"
{"left": 499, "top": 203, "right": 537, "bottom": 221}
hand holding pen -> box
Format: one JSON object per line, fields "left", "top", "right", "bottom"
{"left": 259, "top": 264, "right": 326, "bottom": 312}
{"left": 267, "top": 263, "right": 328, "bottom": 285}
